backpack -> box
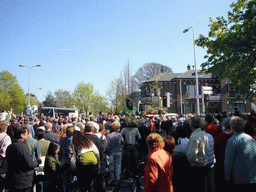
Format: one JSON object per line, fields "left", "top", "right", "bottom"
{"left": 78, "top": 151, "right": 98, "bottom": 166}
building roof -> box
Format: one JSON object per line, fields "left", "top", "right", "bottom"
{"left": 143, "top": 69, "right": 216, "bottom": 84}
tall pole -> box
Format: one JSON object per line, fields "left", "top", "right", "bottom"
{"left": 180, "top": 79, "right": 183, "bottom": 114}
{"left": 28, "top": 67, "right": 31, "bottom": 109}
{"left": 19, "top": 65, "right": 41, "bottom": 110}
{"left": 183, "top": 27, "right": 200, "bottom": 115}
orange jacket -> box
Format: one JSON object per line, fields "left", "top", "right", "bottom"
{"left": 143, "top": 147, "right": 173, "bottom": 192}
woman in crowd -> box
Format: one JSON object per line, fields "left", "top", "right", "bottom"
{"left": 106, "top": 124, "right": 124, "bottom": 184}
{"left": 44, "top": 141, "right": 60, "bottom": 191}
{"left": 143, "top": 133, "right": 173, "bottom": 192}
{"left": 0, "top": 122, "right": 12, "bottom": 191}
{"left": 72, "top": 131, "right": 99, "bottom": 192}
{"left": 164, "top": 135, "right": 190, "bottom": 192}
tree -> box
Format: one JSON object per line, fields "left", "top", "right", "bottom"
{"left": 73, "top": 81, "right": 98, "bottom": 115}
{"left": 149, "top": 80, "right": 163, "bottom": 108}
{"left": 54, "top": 89, "right": 73, "bottom": 108}
{"left": 106, "top": 78, "right": 126, "bottom": 113}
{"left": 0, "top": 71, "right": 27, "bottom": 114}
{"left": 196, "top": 0, "right": 256, "bottom": 100}
{"left": 133, "top": 63, "right": 173, "bottom": 89}
{"left": 42, "top": 91, "right": 56, "bottom": 107}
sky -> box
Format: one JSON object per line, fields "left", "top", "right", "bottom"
{"left": 0, "top": 0, "right": 235, "bottom": 103}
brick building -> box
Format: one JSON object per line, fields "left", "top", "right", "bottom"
{"left": 140, "top": 65, "right": 251, "bottom": 114}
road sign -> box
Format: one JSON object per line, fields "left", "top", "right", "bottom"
{"left": 202, "top": 86, "right": 213, "bottom": 94}
{"left": 203, "top": 91, "right": 213, "bottom": 95}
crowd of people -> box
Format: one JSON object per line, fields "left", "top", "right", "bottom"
{"left": 0, "top": 108, "right": 256, "bottom": 192}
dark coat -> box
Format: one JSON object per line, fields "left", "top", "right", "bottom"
{"left": 45, "top": 131, "right": 59, "bottom": 143}
{"left": 6, "top": 140, "right": 38, "bottom": 190}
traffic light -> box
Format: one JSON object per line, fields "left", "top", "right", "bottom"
{"left": 139, "top": 103, "right": 145, "bottom": 111}
{"left": 163, "top": 96, "right": 167, "bottom": 107}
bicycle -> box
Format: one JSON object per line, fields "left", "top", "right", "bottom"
{"left": 110, "top": 161, "right": 145, "bottom": 192}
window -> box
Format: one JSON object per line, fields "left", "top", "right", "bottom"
{"left": 186, "top": 85, "right": 196, "bottom": 99}
{"left": 227, "top": 82, "right": 235, "bottom": 97}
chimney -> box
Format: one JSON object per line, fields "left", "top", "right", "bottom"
{"left": 161, "top": 66, "right": 164, "bottom": 73}
{"left": 187, "top": 64, "right": 191, "bottom": 70}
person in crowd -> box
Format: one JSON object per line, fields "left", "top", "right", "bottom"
{"left": 143, "top": 133, "right": 173, "bottom": 192}
{"left": 44, "top": 122, "right": 59, "bottom": 143}
{"left": 0, "top": 122, "right": 12, "bottom": 191}
{"left": 24, "top": 117, "right": 35, "bottom": 139}
{"left": 137, "top": 118, "right": 151, "bottom": 162}
{"left": 164, "top": 135, "right": 190, "bottom": 192}
{"left": 225, "top": 116, "right": 256, "bottom": 192}
{"left": 120, "top": 115, "right": 141, "bottom": 178}
{"left": 161, "top": 117, "right": 173, "bottom": 136}
{"left": 83, "top": 123, "right": 106, "bottom": 192}
{"left": 98, "top": 123, "right": 107, "bottom": 136}
{"left": 205, "top": 113, "right": 224, "bottom": 154}
{"left": 244, "top": 122, "right": 256, "bottom": 140}
{"left": 36, "top": 129, "right": 50, "bottom": 157}
{"left": 7, "top": 118, "right": 18, "bottom": 142}
{"left": 59, "top": 126, "right": 75, "bottom": 192}
{"left": 52, "top": 119, "right": 61, "bottom": 134}
{"left": 175, "top": 125, "right": 190, "bottom": 154}
{"left": 106, "top": 124, "right": 124, "bottom": 184}
{"left": 186, "top": 117, "right": 209, "bottom": 192}
{"left": 201, "top": 120, "right": 216, "bottom": 192}
{"left": 72, "top": 131, "right": 99, "bottom": 192}
{"left": 44, "top": 141, "right": 60, "bottom": 191}
{"left": 6, "top": 126, "right": 39, "bottom": 192}
{"left": 24, "top": 124, "right": 41, "bottom": 162}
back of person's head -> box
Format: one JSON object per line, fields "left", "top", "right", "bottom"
{"left": 0, "top": 122, "right": 7, "bottom": 133}
{"left": 205, "top": 113, "right": 214, "bottom": 123}
{"left": 45, "top": 122, "right": 52, "bottom": 131}
{"left": 73, "top": 130, "right": 92, "bottom": 150}
{"left": 223, "top": 117, "right": 231, "bottom": 129}
{"left": 163, "top": 135, "right": 176, "bottom": 154}
{"left": 230, "top": 116, "right": 245, "bottom": 132}
{"left": 35, "top": 129, "right": 45, "bottom": 140}
{"left": 14, "top": 126, "right": 27, "bottom": 139}
{"left": 190, "top": 117, "right": 201, "bottom": 129}
{"left": 146, "top": 133, "right": 164, "bottom": 151}
{"left": 24, "top": 117, "right": 29, "bottom": 125}
{"left": 66, "top": 126, "right": 75, "bottom": 136}
{"left": 84, "top": 122, "right": 94, "bottom": 133}
{"left": 47, "top": 141, "right": 60, "bottom": 156}
{"left": 176, "top": 126, "right": 189, "bottom": 138}
{"left": 109, "top": 124, "right": 118, "bottom": 133}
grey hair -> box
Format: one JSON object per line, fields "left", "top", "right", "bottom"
{"left": 45, "top": 122, "right": 52, "bottom": 130}
{"left": 230, "top": 116, "right": 245, "bottom": 132}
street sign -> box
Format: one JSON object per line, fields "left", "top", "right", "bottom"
{"left": 202, "top": 86, "right": 213, "bottom": 95}
{"left": 203, "top": 91, "right": 213, "bottom": 95}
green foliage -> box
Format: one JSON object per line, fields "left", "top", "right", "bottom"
{"left": 106, "top": 78, "right": 126, "bottom": 113}
{"left": 73, "top": 81, "right": 103, "bottom": 115}
{"left": 196, "top": 0, "right": 256, "bottom": 100}
{"left": 0, "top": 71, "right": 27, "bottom": 114}
{"left": 43, "top": 91, "right": 57, "bottom": 107}
{"left": 149, "top": 80, "right": 162, "bottom": 107}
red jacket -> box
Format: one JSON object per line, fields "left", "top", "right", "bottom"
{"left": 143, "top": 147, "right": 173, "bottom": 192}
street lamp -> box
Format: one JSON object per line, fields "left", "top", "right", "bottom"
{"left": 183, "top": 27, "right": 200, "bottom": 115}
{"left": 19, "top": 65, "right": 41, "bottom": 110}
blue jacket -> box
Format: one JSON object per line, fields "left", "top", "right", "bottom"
{"left": 225, "top": 132, "right": 256, "bottom": 184}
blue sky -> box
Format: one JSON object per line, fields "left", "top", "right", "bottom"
{"left": 0, "top": 0, "right": 235, "bottom": 102}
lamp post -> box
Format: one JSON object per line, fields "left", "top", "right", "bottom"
{"left": 19, "top": 65, "right": 41, "bottom": 110}
{"left": 183, "top": 27, "right": 200, "bottom": 115}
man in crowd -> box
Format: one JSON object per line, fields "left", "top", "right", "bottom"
{"left": 44, "top": 122, "right": 59, "bottom": 143}
{"left": 186, "top": 117, "right": 209, "bottom": 192}
{"left": 6, "top": 126, "right": 39, "bottom": 192}
{"left": 225, "top": 116, "right": 256, "bottom": 192}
